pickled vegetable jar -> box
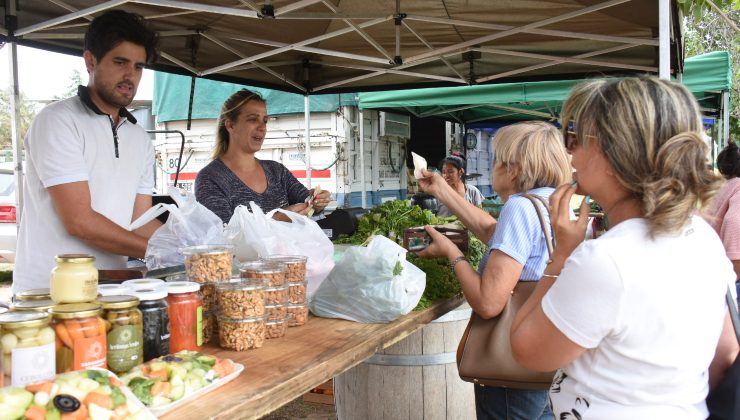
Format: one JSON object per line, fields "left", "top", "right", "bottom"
{"left": 98, "top": 295, "right": 143, "bottom": 374}
{"left": 0, "top": 311, "right": 56, "bottom": 386}
{"left": 10, "top": 299, "right": 56, "bottom": 313}
{"left": 50, "top": 254, "right": 98, "bottom": 304}
{"left": 132, "top": 289, "right": 170, "bottom": 361}
{"left": 51, "top": 303, "right": 106, "bottom": 373}
{"left": 166, "top": 281, "right": 202, "bottom": 352}
{"left": 14, "top": 288, "right": 51, "bottom": 302}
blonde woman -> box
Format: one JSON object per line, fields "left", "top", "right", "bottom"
{"left": 195, "top": 89, "right": 331, "bottom": 222}
{"left": 511, "top": 78, "right": 739, "bottom": 418}
{"left": 417, "top": 121, "right": 571, "bottom": 419}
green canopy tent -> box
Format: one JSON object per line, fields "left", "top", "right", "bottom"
{"left": 358, "top": 51, "right": 732, "bottom": 125}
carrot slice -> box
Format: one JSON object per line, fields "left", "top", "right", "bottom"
{"left": 25, "top": 381, "right": 53, "bottom": 394}
{"left": 148, "top": 369, "right": 168, "bottom": 380}
{"left": 64, "top": 320, "right": 85, "bottom": 342}
{"left": 109, "top": 376, "right": 122, "bottom": 387}
{"left": 84, "top": 392, "right": 113, "bottom": 410}
{"left": 80, "top": 317, "right": 101, "bottom": 338}
{"left": 150, "top": 381, "right": 171, "bottom": 396}
{"left": 98, "top": 318, "right": 107, "bottom": 337}
{"left": 54, "top": 323, "right": 73, "bottom": 348}
{"left": 24, "top": 405, "right": 46, "bottom": 420}
{"left": 61, "top": 403, "right": 88, "bottom": 420}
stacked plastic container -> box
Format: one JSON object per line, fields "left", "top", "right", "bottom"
{"left": 215, "top": 278, "right": 267, "bottom": 350}
{"left": 239, "top": 261, "right": 287, "bottom": 340}
{"left": 264, "top": 255, "right": 309, "bottom": 327}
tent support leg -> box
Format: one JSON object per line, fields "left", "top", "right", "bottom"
{"left": 7, "top": 0, "right": 24, "bottom": 225}
{"left": 658, "top": 0, "right": 670, "bottom": 79}
{"left": 304, "top": 94, "right": 312, "bottom": 188}
{"left": 359, "top": 109, "right": 366, "bottom": 208}
{"left": 721, "top": 90, "right": 730, "bottom": 149}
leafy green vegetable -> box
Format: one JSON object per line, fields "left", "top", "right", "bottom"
{"left": 334, "top": 199, "right": 489, "bottom": 310}
{"left": 111, "top": 387, "right": 127, "bottom": 407}
{"left": 128, "top": 377, "right": 155, "bottom": 406}
{"left": 392, "top": 261, "right": 404, "bottom": 276}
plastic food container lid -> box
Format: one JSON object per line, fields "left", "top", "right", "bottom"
{"left": 266, "top": 317, "right": 288, "bottom": 325}
{"left": 286, "top": 281, "right": 308, "bottom": 286}
{"left": 98, "top": 283, "right": 133, "bottom": 296}
{"left": 51, "top": 303, "right": 103, "bottom": 319}
{"left": 14, "top": 288, "right": 51, "bottom": 301}
{"left": 216, "top": 278, "right": 265, "bottom": 292}
{"left": 97, "top": 295, "right": 140, "bottom": 309}
{"left": 11, "top": 299, "right": 56, "bottom": 312}
{"left": 216, "top": 314, "right": 267, "bottom": 323}
{"left": 131, "top": 288, "right": 168, "bottom": 302}
{"left": 0, "top": 311, "right": 51, "bottom": 328}
{"left": 181, "top": 244, "right": 234, "bottom": 256}
{"left": 286, "top": 303, "right": 309, "bottom": 309}
{"left": 166, "top": 281, "right": 201, "bottom": 294}
{"left": 122, "top": 278, "right": 165, "bottom": 291}
{"left": 265, "top": 285, "right": 289, "bottom": 292}
{"left": 239, "top": 261, "right": 287, "bottom": 274}
{"left": 265, "top": 303, "right": 285, "bottom": 309}
{"left": 263, "top": 255, "right": 308, "bottom": 265}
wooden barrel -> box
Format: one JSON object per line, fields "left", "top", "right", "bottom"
{"left": 335, "top": 303, "right": 475, "bottom": 420}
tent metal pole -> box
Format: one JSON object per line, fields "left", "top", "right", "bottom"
{"left": 304, "top": 95, "right": 312, "bottom": 188}
{"left": 359, "top": 109, "right": 366, "bottom": 208}
{"left": 658, "top": 0, "right": 670, "bottom": 79}
{"left": 7, "top": 8, "right": 24, "bottom": 225}
{"left": 721, "top": 90, "right": 730, "bottom": 148}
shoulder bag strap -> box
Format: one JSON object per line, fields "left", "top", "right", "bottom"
{"left": 725, "top": 286, "right": 740, "bottom": 343}
{"left": 521, "top": 194, "right": 554, "bottom": 258}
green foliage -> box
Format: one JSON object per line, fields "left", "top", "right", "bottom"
{"left": 0, "top": 89, "right": 37, "bottom": 150}
{"left": 334, "top": 199, "right": 489, "bottom": 310}
{"left": 53, "top": 69, "right": 84, "bottom": 101}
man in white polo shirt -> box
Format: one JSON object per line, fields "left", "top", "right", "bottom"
{"left": 13, "top": 10, "right": 161, "bottom": 293}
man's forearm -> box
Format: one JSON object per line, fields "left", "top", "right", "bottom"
{"left": 67, "top": 210, "right": 149, "bottom": 258}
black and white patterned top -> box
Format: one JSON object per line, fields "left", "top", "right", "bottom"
{"left": 195, "top": 158, "right": 310, "bottom": 223}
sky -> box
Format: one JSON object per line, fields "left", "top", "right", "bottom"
{"left": 0, "top": 44, "right": 154, "bottom": 103}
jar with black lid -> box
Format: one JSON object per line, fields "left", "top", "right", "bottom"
{"left": 131, "top": 289, "right": 170, "bottom": 362}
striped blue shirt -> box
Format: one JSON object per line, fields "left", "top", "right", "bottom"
{"left": 479, "top": 187, "right": 554, "bottom": 281}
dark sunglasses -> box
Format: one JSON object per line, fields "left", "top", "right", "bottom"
{"left": 564, "top": 122, "right": 595, "bottom": 151}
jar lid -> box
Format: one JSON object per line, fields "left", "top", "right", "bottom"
{"left": 266, "top": 317, "right": 287, "bottom": 325}
{"left": 55, "top": 254, "right": 96, "bottom": 263}
{"left": 51, "top": 303, "right": 103, "bottom": 319}
{"left": 122, "top": 278, "right": 165, "bottom": 291}
{"left": 98, "top": 284, "right": 133, "bottom": 297}
{"left": 166, "top": 281, "right": 201, "bottom": 294}
{"left": 180, "top": 244, "right": 234, "bottom": 256}
{"left": 286, "top": 280, "right": 308, "bottom": 286}
{"left": 216, "top": 315, "right": 266, "bottom": 324}
{"left": 263, "top": 255, "right": 307, "bottom": 265}
{"left": 239, "top": 261, "right": 286, "bottom": 274}
{"left": 264, "top": 303, "right": 285, "bottom": 309}
{"left": 97, "top": 295, "right": 140, "bottom": 309}
{"left": 131, "top": 288, "right": 168, "bottom": 301}
{"left": 216, "top": 279, "right": 264, "bottom": 292}
{"left": 265, "top": 285, "right": 288, "bottom": 292}
{"left": 0, "top": 311, "right": 51, "bottom": 328}
{"left": 11, "top": 299, "right": 56, "bottom": 312}
{"left": 15, "top": 288, "right": 51, "bottom": 301}
{"left": 286, "top": 303, "right": 309, "bottom": 309}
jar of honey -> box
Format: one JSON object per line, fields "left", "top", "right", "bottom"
{"left": 50, "top": 254, "right": 98, "bottom": 303}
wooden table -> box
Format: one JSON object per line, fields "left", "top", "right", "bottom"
{"left": 160, "top": 296, "right": 465, "bottom": 420}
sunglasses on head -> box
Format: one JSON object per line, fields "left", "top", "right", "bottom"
{"left": 564, "top": 121, "right": 595, "bottom": 151}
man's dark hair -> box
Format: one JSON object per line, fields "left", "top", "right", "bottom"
{"left": 84, "top": 10, "right": 159, "bottom": 64}
{"left": 717, "top": 141, "right": 740, "bottom": 179}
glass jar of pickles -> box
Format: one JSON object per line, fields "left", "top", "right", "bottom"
{"left": 11, "top": 299, "right": 56, "bottom": 314}
{"left": 13, "top": 288, "right": 51, "bottom": 302}
{"left": 51, "top": 303, "right": 106, "bottom": 373}
{"left": 0, "top": 311, "right": 56, "bottom": 386}
{"left": 166, "top": 281, "right": 202, "bottom": 353}
{"left": 131, "top": 289, "right": 170, "bottom": 362}
{"left": 50, "top": 254, "right": 98, "bottom": 304}
{"left": 98, "top": 295, "right": 143, "bottom": 374}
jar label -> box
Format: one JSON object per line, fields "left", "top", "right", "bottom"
{"left": 107, "top": 325, "right": 143, "bottom": 373}
{"left": 73, "top": 334, "right": 107, "bottom": 370}
{"left": 11, "top": 342, "right": 56, "bottom": 386}
{"left": 196, "top": 306, "right": 203, "bottom": 347}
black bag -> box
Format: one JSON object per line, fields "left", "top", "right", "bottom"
{"left": 706, "top": 286, "right": 740, "bottom": 420}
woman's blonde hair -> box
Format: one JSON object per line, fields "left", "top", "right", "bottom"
{"left": 492, "top": 121, "right": 572, "bottom": 192}
{"left": 560, "top": 77, "right": 723, "bottom": 236}
{"left": 213, "top": 89, "right": 266, "bottom": 159}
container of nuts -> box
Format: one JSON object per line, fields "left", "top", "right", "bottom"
{"left": 263, "top": 255, "right": 307, "bottom": 282}
{"left": 202, "top": 310, "right": 216, "bottom": 344}
{"left": 265, "top": 303, "right": 287, "bottom": 321}
{"left": 239, "top": 261, "right": 287, "bottom": 287}
{"left": 287, "top": 303, "right": 309, "bottom": 327}
{"left": 265, "top": 285, "right": 289, "bottom": 305}
{"left": 182, "top": 244, "right": 234, "bottom": 283}
{"left": 217, "top": 315, "right": 266, "bottom": 351}
{"left": 266, "top": 318, "right": 288, "bottom": 339}
{"left": 216, "top": 279, "right": 266, "bottom": 318}
{"left": 287, "top": 281, "right": 307, "bottom": 305}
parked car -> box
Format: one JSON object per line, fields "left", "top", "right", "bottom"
{"left": 0, "top": 166, "right": 18, "bottom": 263}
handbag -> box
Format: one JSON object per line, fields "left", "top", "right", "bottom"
{"left": 456, "top": 194, "right": 556, "bottom": 389}
{"left": 706, "top": 286, "right": 740, "bottom": 420}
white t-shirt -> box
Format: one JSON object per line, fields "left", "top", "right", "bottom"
{"left": 543, "top": 216, "right": 736, "bottom": 419}
{"left": 14, "top": 90, "right": 154, "bottom": 293}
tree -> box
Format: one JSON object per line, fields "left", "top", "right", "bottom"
{"left": 682, "top": 0, "right": 740, "bottom": 140}
{"left": 53, "top": 69, "right": 84, "bottom": 101}
{"left": 0, "top": 89, "right": 37, "bottom": 150}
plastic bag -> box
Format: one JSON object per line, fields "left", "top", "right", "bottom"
{"left": 224, "top": 202, "right": 334, "bottom": 297}
{"left": 130, "top": 187, "right": 226, "bottom": 270}
{"left": 411, "top": 151, "right": 427, "bottom": 179}
{"left": 309, "top": 235, "right": 426, "bottom": 323}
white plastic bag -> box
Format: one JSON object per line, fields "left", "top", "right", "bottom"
{"left": 411, "top": 151, "right": 427, "bottom": 179}
{"left": 309, "top": 235, "right": 426, "bottom": 323}
{"left": 131, "top": 187, "right": 226, "bottom": 270}
{"left": 224, "top": 202, "right": 334, "bottom": 297}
